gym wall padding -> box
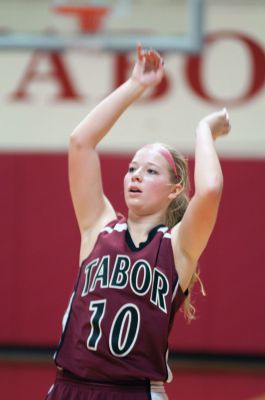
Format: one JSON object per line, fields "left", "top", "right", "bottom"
{"left": 1, "top": 152, "right": 264, "bottom": 354}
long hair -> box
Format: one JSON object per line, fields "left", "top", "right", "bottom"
{"left": 157, "top": 143, "right": 206, "bottom": 322}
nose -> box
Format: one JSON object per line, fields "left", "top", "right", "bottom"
{"left": 131, "top": 170, "right": 143, "bottom": 182}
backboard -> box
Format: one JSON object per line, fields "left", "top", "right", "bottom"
{"left": 0, "top": 0, "right": 204, "bottom": 52}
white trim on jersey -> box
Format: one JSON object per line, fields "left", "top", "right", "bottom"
{"left": 165, "top": 349, "right": 173, "bottom": 383}
{"left": 53, "top": 291, "right": 75, "bottom": 360}
{"left": 100, "top": 226, "right": 113, "bottom": 234}
{"left": 157, "top": 227, "right": 168, "bottom": 234}
{"left": 102, "top": 223, "right": 169, "bottom": 237}
{"left": 62, "top": 291, "right": 75, "bottom": 331}
{"left": 101, "top": 222, "right": 128, "bottom": 234}
{"left": 171, "top": 281, "right": 180, "bottom": 302}
{"left": 114, "top": 222, "right": 127, "bottom": 232}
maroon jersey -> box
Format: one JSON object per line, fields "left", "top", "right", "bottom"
{"left": 55, "top": 217, "right": 186, "bottom": 382}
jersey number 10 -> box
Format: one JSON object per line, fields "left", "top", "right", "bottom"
{"left": 88, "top": 300, "right": 141, "bottom": 358}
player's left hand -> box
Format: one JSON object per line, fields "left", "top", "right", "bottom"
{"left": 198, "top": 108, "right": 231, "bottom": 140}
{"left": 131, "top": 44, "right": 164, "bottom": 88}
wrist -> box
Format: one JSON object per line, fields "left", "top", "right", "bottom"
{"left": 127, "top": 77, "right": 147, "bottom": 95}
{"left": 196, "top": 121, "right": 216, "bottom": 141}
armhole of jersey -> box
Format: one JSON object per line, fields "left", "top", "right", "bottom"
{"left": 163, "top": 228, "right": 189, "bottom": 301}
{"left": 79, "top": 216, "right": 124, "bottom": 268}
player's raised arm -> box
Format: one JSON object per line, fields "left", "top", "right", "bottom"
{"left": 68, "top": 45, "right": 165, "bottom": 237}
{"left": 172, "top": 109, "right": 231, "bottom": 291}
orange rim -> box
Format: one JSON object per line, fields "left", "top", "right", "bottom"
{"left": 53, "top": 5, "right": 110, "bottom": 33}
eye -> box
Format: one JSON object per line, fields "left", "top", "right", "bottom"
{"left": 147, "top": 168, "right": 158, "bottom": 175}
{"left": 128, "top": 166, "right": 135, "bottom": 173}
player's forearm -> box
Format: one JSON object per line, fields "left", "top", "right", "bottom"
{"left": 70, "top": 78, "right": 145, "bottom": 148}
{"left": 194, "top": 121, "right": 223, "bottom": 199}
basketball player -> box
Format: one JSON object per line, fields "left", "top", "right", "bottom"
{"left": 45, "top": 45, "right": 230, "bottom": 399}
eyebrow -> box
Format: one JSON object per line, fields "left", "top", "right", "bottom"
{"left": 129, "top": 161, "right": 160, "bottom": 167}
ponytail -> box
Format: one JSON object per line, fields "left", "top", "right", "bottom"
{"left": 158, "top": 143, "right": 206, "bottom": 322}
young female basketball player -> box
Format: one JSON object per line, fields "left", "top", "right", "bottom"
{"left": 46, "top": 45, "right": 230, "bottom": 400}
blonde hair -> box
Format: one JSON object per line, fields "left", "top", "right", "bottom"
{"left": 157, "top": 143, "right": 206, "bottom": 322}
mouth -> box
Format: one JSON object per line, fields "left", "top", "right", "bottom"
{"left": 129, "top": 186, "right": 142, "bottom": 193}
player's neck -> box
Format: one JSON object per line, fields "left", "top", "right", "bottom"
{"left": 127, "top": 211, "right": 166, "bottom": 241}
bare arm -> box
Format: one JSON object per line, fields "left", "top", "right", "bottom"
{"left": 68, "top": 45, "right": 164, "bottom": 260}
{"left": 172, "top": 109, "right": 231, "bottom": 290}
{"left": 69, "top": 78, "right": 146, "bottom": 231}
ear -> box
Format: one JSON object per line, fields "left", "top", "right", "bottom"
{"left": 168, "top": 184, "right": 183, "bottom": 200}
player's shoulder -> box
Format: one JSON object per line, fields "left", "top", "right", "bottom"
{"left": 100, "top": 213, "right": 126, "bottom": 233}
{"left": 79, "top": 213, "right": 125, "bottom": 264}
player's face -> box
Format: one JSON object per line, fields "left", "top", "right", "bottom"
{"left": 124, "top": 146, "right": 176, "bottom": 216}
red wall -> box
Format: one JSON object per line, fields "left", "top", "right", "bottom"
{"left": 1, "top": 152, "right": 265, "bottom": 353}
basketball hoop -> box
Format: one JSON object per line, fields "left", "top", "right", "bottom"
{"left": 53, "top": 5, "right": 110, "bottom": 34}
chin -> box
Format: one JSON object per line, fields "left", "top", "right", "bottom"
{"left": 126, "top": 201, "right": 146, "bottom": 216}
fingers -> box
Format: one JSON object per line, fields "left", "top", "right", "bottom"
{"left": 136, "top": 45, "right": 164, "bottom": 72}
{"left": 144, "top": 49, "right": 164, "bottom": 73}
{"left": 222, "top": 107, "right": 231, "bottom": 133}
{"left": 144, "top": 50, "right": 156, "bottom": 72}
{"left": 218, "top": 108, "right": 231, "bottom": 135}
{"left": 137, "top": 43, "right": 144, "bottom": 62}
{"left": 222, "top": 107, "right": 229, "bottom": 122}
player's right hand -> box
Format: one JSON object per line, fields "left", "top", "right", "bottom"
{"left": 131, "top": 44, "right": 164, "bottom": 88}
